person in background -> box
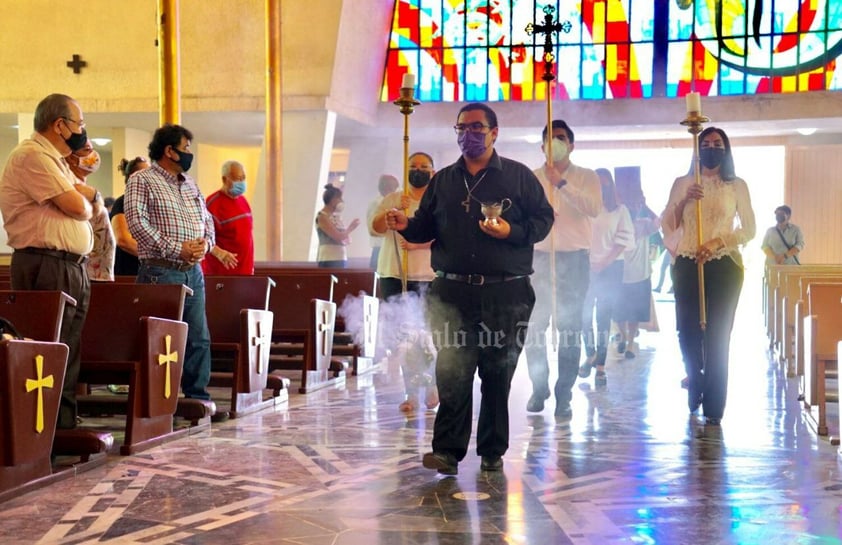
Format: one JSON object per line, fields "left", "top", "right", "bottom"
{"left": 366, "top": 174, "right": 399, "bottom": 269}
{"left": 111, "top": 157, "right": 149, "bottom": 277}
{"left": 202, "top": 160, "right": 252, "bottom": 275}
{"left": 661, "top": 126, "right": 756, "bottom": 425}
{"left": 371, "top": 152, "right": 437, "bottom": 413}
{"left": 578, "top": 168, "right": 635, "bottom": 387}
{"left": 524, "top": 119, "right": 601, "bottom": 418}
{"left": 0, "top": 93, "right": 95, "bottom": 429}
{"left": 66, "top": 139, "right": 115, "bottom": 282}
{"left": 761, "top": 205, "right": 804, "bottom": 265}
{"left": 125, "top": 123, "right": 220, "bottom": 419}
{"left": 103, "top": 196, "right": 115, "bottom": 214}
{"left": 614, "top": 176, "right": 659, "bottom": 359}
{"left": 386, "top": 102, "right": 553, "bottom": 475}
{"left": 316, "top": 184, "right": 359, "bottom": 268}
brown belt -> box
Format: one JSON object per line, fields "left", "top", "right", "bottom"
{"left": 17, "top": 247, "right": 87, "bottom": 264}
{"left": 141, "top": 258, "right": 195, "bottom": 272}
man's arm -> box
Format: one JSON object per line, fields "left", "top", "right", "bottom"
{"left": 51, "top": 188, "right": 92, "bottom": 221}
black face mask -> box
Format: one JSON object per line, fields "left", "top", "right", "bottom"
{"left": 408, "top": 169, "right": 431, "bottom": 188}
{"left": 64, "top": 127, "right": 88, "bottom": 152}
{"left": 699, "top": 147, "right": 725, "bottom": 169}
{"left": 174, "top": 149, "right": 194, "bottom": 172}
{"left": 775, "top": 213, "right": 787, "bottom": 223}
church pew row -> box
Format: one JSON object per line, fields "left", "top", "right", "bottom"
{"left": 255, "top": 265, "right": 379, "bottom": 386}
{"left": 76, "top": 283, "right": 215, "bottom": 455}
{"left": 774, "top": 267, "right": 842, "bottom": 374}
{"left": 204, "top": 275, "right": 289, "bottom": 417}
{"left": 801, "top": 283, "right": 842, "bottom": 437}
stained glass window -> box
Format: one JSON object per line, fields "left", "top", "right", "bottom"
{"left": 381, "top": 0, "right": 842, "bottom": 102}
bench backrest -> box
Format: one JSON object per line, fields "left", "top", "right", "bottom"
{"left": 81, "top": 283, "right": 190, "bottom": 361}
{"left": 806, "top": 283, "right": 842, "bottom": 355}
{"left": 204, "top": 276, "right": 274, "bottom": 343}
{"left": 0, "top": 291, "right": 76, "bottom": 342}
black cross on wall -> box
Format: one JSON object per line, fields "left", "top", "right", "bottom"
{"left": 66, "top": 54, "right": 87, "bottom": 74}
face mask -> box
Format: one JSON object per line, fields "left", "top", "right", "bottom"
{"left": 75, "top": 150, "right": 101, "bottom": 173}
{"left": 457, "top": 130, "right": 488, "bottom": 159}
{"left": 775, "top": 213, "right": 787, "bottom": 223}
{"left": 174, "top": 149, "right": 194, "bottom": 172}
{"left": 334, "top": 202, "right": 345, "bottom": 213}
{"left": 699, "top": 147, "right": 725, "bottom": 169}
{"left": 408, "top": 170, "right": 431, "bottom": 188}
{"left": 229, "top": 181, "right": 246, "bottom": 197}
{"left": 547, "top": 138, "right": 569, "bottom": 163}
{"left": 64, "top": 127, "right": 88, "bottom": 152}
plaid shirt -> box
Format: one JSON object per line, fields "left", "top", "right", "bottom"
{"left": 125, "top": 163, "right": 215, "bottom": 261}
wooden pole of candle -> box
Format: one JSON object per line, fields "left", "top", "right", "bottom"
{"left": 393, "top": 74, "right": 420, "bottom": 293}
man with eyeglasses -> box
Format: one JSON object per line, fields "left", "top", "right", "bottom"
{"left": 386, "top": 102, "right": 554, "bottom": 475}
{"left": 0, "top": 93, "right": 98, "bottom": 429}
{"left": 125, "top": 124, "right": 222, "bottom": 420}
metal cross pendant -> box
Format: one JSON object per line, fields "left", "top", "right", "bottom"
{"left": 462, "top": 196, "right": 471, "bottom": 213}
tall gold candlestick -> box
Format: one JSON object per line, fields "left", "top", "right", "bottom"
{"left": 680, "top": 93, "right": 710, "bottom": 330}
{"left": 393, "top": 74, "right": 420, "bottom": 293}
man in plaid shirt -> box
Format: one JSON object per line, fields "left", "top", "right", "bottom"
{"left": 125, "top": 124, "right": 216, "bottom": 404}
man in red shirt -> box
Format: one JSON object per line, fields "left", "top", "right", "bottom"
{"left": 202, "top": 160, "right": 254, "bottom": 275}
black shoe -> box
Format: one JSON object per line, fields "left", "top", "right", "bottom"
{"left": 211, "top": 410, "right": 230, "bottom": 423}
{"left": 578, "top": 358, "right": 595, "bottom": 378}
{"left": 705, "top": 417, "right": 721, "bottom": 426}
{"left": 422, "top": 452, "right": 458, "bottom": 475}
{"left": 594, "top": 371, "right": 607, "bottom": 387}
{"left": 554, "top": 404, "right": 572, "bottom": 419}
{"left": 526, "top": 391, "right": 550, "bottom": 412}
{"left": 624, "top": 350, "right": 635, "bottom": 359}
{"left": 617, "top": 341, "right": 626, "bottom": 354}
{"left": 480, "top": 456, "right": 503, "bottom": 471}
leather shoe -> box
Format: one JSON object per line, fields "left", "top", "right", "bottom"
{"left": 705, "top": 417, "right": 721, "bottom": 426}
{"left": 211, "top": 410, "right": 230, "bottom": 423}
{"left": 526, "top": 391, "right": 550, "bottom": 412}
{"left": 480, "top": 456, "right": 503, "bottom": 471}
{"left": 422, "top": 451, "right": 458, "bottom": 475}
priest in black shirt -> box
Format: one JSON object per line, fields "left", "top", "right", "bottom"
{"left": 387, "top": 103, "right": 554, "bottom": 475}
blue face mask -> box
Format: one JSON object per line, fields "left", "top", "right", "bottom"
{"left": 229, "top": 181, "right": 246, "bottom": 197}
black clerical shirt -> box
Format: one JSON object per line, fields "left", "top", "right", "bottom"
{"left": 399, "top": 151, "right": 554, "bottom": 276}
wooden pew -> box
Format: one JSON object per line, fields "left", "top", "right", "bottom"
{"left": 204, "top": 275, "right": 288, "bottom": 417}
{"left": 778, "top": 267, "right": 842, "bottom": 374}
{"left": 0, "top": 291, "right": 113, "bottom": 463}
{"left": 0, "top": 339, "right": 69, "bottom": 495}
{"left": 788, "top": 274, "right": 842, "bottom": 376}
{"left": 76, "top": 283, "right": 210, "bottom": 454}
{"left": 801, "top": 283, "right": 842, "bottom": 436}
{"left": 256, "top": 264, "right": 379, "bottom": 375}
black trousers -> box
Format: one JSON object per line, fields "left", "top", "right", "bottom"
{"left": 672, "top": 256, "right": 743, "bottom": 420}
{"left": 524, "top": 250, "right": 590, "bottom": 406}
{"left": 379, "top": 277, "right": 430, "bottom": 302}
{"left": 11, "top": 251, "right": 90, "bottom": 429}
{"left": 426, "top": 276, "right": 534, "bottom": 461}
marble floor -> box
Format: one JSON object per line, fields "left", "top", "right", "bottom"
{"left": 2, "top": 293, "right": 842, "bottom": 545}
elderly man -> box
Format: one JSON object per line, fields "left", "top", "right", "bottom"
{"left": 202, "top": 160, "right": 253, "bottom": 275}
{"left": 125, "top": 124, "right": 218, "bottom": 411}
{"left": 0, "top": 93, "right": 98, "bottom": 429}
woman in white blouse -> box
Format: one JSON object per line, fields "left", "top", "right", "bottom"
{"left": 661, "top": 127, "right": 756, "bottom": 426}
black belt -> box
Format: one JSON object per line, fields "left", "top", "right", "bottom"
{"left": 435, "top": 271, "right": 526, "bottom": 286}
{"left": 17, "top": 246, "right": 87, "bottom": 264}
{"left": 141, "top": 258, "right": 195, "bottom": 272}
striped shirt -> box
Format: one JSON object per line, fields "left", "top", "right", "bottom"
{"left": 124, "top": 163, "right": 215, "bottom": 261}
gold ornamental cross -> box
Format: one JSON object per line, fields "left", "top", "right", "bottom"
{"left": 157, "top": 335, "right": 178, "bottom": 399}
{"left": 25, "top": 355, "right": 54, "bottom": 433}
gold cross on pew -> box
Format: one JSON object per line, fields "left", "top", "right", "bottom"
{"left": 25, "top": 354, "right": 54, "bottom": 433}
{"left": 157, "top": 335, "right": 178, "bottom": 399}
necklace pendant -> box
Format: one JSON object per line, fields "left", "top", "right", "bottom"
{"left": 461, "top": 196, "right": 471, "bottom": 213}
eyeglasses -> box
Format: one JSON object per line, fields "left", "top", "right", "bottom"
{"left": 454, "top": 122, "right": 491, "bottom": 135}
{"left": 62, "top": 117, "right": 86, "bottom": 130}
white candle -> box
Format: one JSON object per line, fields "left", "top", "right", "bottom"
{"left": 685, "top": 91, "right": 701, "bottom": 114}
{"left": 401, "top": 73, "right": 416, "bottom": 89}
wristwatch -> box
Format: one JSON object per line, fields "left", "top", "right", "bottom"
{"left": 90, "top": 190, "right": 101, "bottom": 204}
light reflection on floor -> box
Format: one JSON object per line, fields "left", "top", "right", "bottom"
{"left": 1, "top": 293, "right": 841, "bottom": 544}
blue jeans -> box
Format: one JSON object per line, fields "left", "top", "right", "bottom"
{"left": 136, "top": 263, "right": 211, "bottom": 400}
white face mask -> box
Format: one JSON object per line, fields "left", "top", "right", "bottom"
{"left": 546, "top": 138, "right": 569, "bottom": 163}
{"left": 75, "top": 150, "right": 102, "bottom": 173}
{"left": 334, "top": 202, "right": 345, "bottom": 213}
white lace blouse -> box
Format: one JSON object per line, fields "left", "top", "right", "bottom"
{"left": 661, "top": 173, "right": 756, "bottom": 265}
